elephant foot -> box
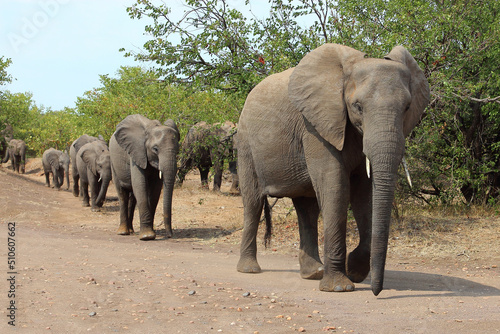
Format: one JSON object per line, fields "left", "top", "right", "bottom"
{"left": 164, "top": 228, "right": 173, "bottom": 238}
{"left": 299, "top": 250, "right": 323, "bottom": 280}
{"left": 237, "top": 256, "right": 261, "bottom": 273}
{"left": 346, "top": 247, "right": 370, "bottom": 283}
{"left": 319, "top": 272, "right": 355, "bottom": 292}
{"left": 117, "top": 225, "right": 134, "bottom": 235}
{"left": 91, "top": 207, "right": 101, "bottom": 212}
{"left": 82, "top": 202, "right": 90, "bottom": 207}
{"left": 139, "top": 229, "right": 156, "bottom": 241}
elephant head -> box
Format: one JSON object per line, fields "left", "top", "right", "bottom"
{"left": 114, "top": 114, "right": 180, "bottom": 236}
{"left": 289, "top": 44, "right": 430, "bottom": 295}
{"left": 80, "top": 141, "right": 112, "bottom": 207}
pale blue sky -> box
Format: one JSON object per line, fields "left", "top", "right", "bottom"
{"left": 1, "top": 0, "right": 270, "bottom": 111}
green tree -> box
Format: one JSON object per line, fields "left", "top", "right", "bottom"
{"left": 0, "top": 56, "right": 12, "bottom": 87}
{"left": 75, "top": 66, "right": 240, "bottom": 140}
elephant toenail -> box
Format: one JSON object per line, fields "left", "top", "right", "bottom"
{"left": 334, "top": 286, "right": 344, "bottom": 292}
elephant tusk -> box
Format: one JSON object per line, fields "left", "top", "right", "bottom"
{"left": 159, "top": 171, "right": 163, "bottom": 180}
{"left": 402, "top": 157, "right": 412, "bottom": 188}
{"left": 366, "top": 157, "right": 371, "bottom": 179}
{"left": 98, "top": 175, "right": 102, "bottom": 183}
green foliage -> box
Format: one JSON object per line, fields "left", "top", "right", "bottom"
{"left": 0, "top": 56, "right": 12, "bottom": 87}
{"left": 75, "top": 66, "right": 240, "bottom": 141}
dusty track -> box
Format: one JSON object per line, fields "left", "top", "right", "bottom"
{"left": 0, "top": 159, "right": 499, "bottom": 333}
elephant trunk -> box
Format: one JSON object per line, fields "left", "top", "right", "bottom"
{"left": 95, "top": 174, "right": 111, "bottom": 207}
{"left": 2, "top": 148, "right": 9, "bottom": 163}
{"left": 160, "top": 150, "right": 178, "bottom": 238}
{"left": 365, "top": 127, "right": 404, "bottom": 296}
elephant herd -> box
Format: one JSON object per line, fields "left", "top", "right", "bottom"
{"left": 2, "top": 44, "right": 431, "bottom": 295}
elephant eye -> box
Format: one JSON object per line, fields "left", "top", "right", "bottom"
{"left": 152, "top": 145, "right": 159, "bottom": 154}
{"left": 353, "top": 102, "right": 363, "bottom": 114}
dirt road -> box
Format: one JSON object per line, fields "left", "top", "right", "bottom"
{"left": 1, "top": 160, "right": 499, "bottom": 333}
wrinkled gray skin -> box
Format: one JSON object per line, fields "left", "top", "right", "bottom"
{"left": 2, "top": 139, "right": 27, "bottom": 173}
{"left": 236, "top": 44, "right": 430, "bottom": 296}
{"left": 177, "top": 121, "right": 239, "bottom": 193}
{"left": 42, "top": 148, "right": 70, "bottom": 190}
{"left": 76, "top": 140, "right": 112, "bottom": 212}
{"left": 70, "top": 134, "right": 105, "bottom": 197}
{"left": 109, "top": 114, "right": 180, "bottom": 241}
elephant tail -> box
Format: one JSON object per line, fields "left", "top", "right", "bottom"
{"left": 263, "top": 197, "right": 272, "bottom": 248}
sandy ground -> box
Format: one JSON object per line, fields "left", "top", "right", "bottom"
{"left": 0, "top": 158, "right": 499, "bottom": 333}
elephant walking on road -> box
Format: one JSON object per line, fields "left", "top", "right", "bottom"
{"left": 76, "top": 140, "right": 112, "bottom": 211}
{"left": 236, "top": 44, "right": 430, "bottom": 295}
{"left": 177, "top": 121, "right": 238, "bottom": 193}
{"left": 109, "top": 114, "right": 180, "bottom": 240}
{"left": 42, "top": 148, "right": 70, "bottom": 190}
{"left": 70, "top": 134, "right": 105, "bottom": 197}
{"left": 2, "top": 139, "right": 27, "bottom": 173}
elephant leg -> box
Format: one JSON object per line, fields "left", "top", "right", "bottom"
{"left": 199, "top": 166, "right": 210, "bottom": 189}
{"left": 237, "top": 151, "right": 264, "bottom": 273}
{"left": 318, "top": 188, "right": 354, "bottom": 292}
{"left": 212, "top": 163, "right": 223, "bottom": 192}
{"left": 72, "top": 169, "right": 80, "bottom": 197}
{"left": 292, "top": 197, "right": 323, "bottom": 280}
{"left": 303, "top": 136, "right": 354, "bottom": 292}
{"left": 45, "top": 171, "right": 51, "bottom": 187}
{"left": 228, "top": 160, "right": 239, "bottom": 194}
{"left": 131, "top": 164, "right": 157, "bottom": 241}
{"left": 117, "top": 187, "right": 134, "bottom": 235}
{"left": 80, "top": 180, "right": 90, "bottom": 207}
{"left": 346, "top": 170, "right": 372, "bottom": 283}
{"left": 127, "top": 193, "right": 136, "bottom": 233}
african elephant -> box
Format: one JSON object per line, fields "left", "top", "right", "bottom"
{"left": 109, "top": 114, "right": 179, "bottom": 240}
{"left": 76, "top": 140, "right": 112, "bottom": 211}
{"left": 70, "top": 134, "right": 105, "bottom": 197}
{"left": 42, "top": 148, "right": 70, "bottom": 190}
{"left": 2, "top": 139, "right": 27, "bottom": 173}
{"left": 177, "top": 121, "right": 239, "bottom": 193}
{"left": 236, "top": 44, "right": 430, "bottom": 296}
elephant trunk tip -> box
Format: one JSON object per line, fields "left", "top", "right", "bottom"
{"left": 372, "top": 284, "right": 383, "bottom": 296}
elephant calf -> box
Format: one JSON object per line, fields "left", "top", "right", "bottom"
{"left": 42, "top": 148, "right": 70, "bottom": 190}
{"left": 70, "top": 134, "right": 105, "bottom": 197}
{"left": 76, "top": 140, "right": 112, "bottom": 212}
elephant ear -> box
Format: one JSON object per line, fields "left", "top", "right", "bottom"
{"left": 289, "top": 44, "right": 366, "bottom": 151}
{"left": 384, "top": 46, "right": 430, "bottom": 136}
{"left": 80, "top": 146, "right": 98, "bottom": 175}
{"left": 164, "top": 119, "right": 180, "bottom": 142}
{"left": 48, "top": 151, "right": 59, "bottom": 169}
{"left": 114, "top": 114, "right": 160, "bottom": 169}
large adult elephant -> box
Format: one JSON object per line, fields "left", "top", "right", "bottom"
{"left": 70, "top": 134, "right": 105, "bottom": 197}
{"left": 177, "top": 121, "right": 238, "bottom": 193}
{"left": 76, "top": 140, "right": 112, "bottom": 212}
{"left": 2, "top": 139, "right": 27, "bottom": 173}
{"left": 236, "top": 44, "right": 430, "bottom": 296}
{"left": 109, "top": 114, "right": 179, "bottom": 240}
{"left": 42, "top": 148, "right": 70, "bottom": 190}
